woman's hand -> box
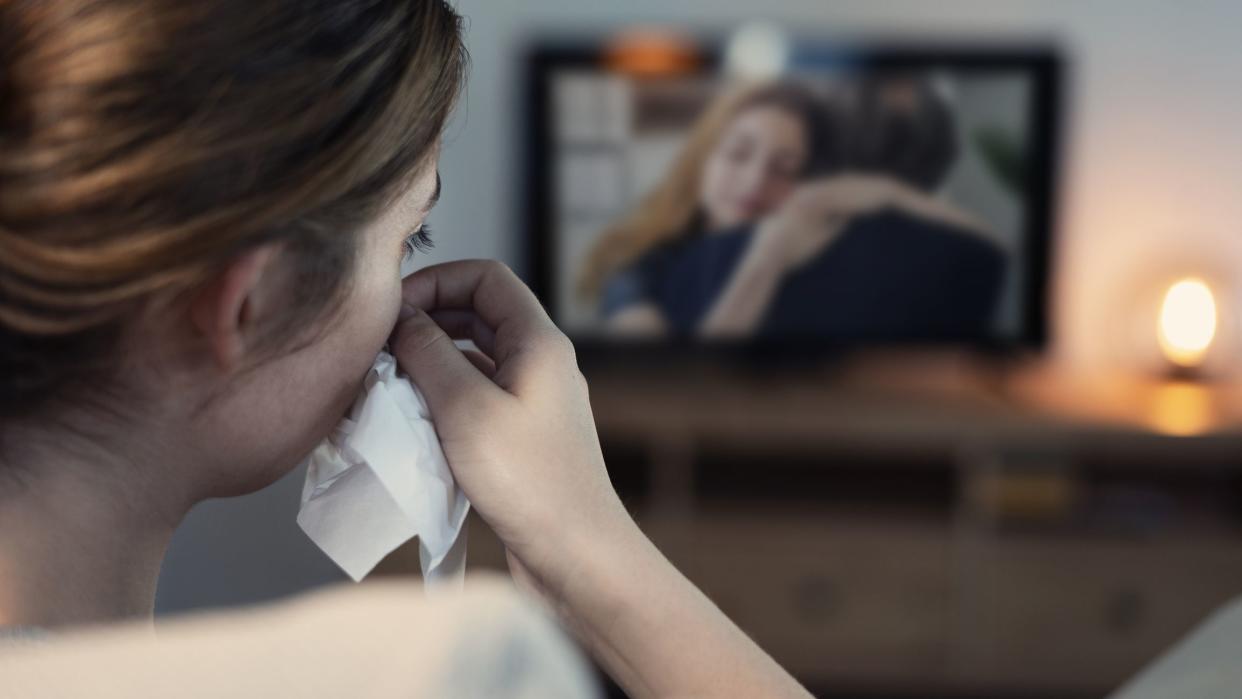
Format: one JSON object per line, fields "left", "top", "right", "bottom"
{"left": 389, "top": 260, "right": 809, "bottom": 699}
{"left": 749, "top": 174, "right": 900, "bottom": 273}
{"left": 388, "top": 260, "right": 633, "bottom": 597}
{"left": 697, "top": 175, "right": 899, "bottom": 338}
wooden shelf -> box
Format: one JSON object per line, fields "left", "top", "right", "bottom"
{"left": 379, "top": 355, "right": 1242, "bottom": 696}
{"left": 585, "top": 355, "right": 1242, "bottom": 459}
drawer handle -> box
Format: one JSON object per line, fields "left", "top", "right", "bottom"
{"left": 792, "top": 577, "right": 839, "bottom": 624}
{"left": 1104, "top": 588, "right": 1147, "bottom": 636}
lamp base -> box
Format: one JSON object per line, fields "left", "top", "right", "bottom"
{"left": 1162, "top": 363, "right": 1207, "bottom": 383}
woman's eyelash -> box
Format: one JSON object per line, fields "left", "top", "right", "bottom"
{"left": 402, "top": 224, "right": 435, "bottom": 258}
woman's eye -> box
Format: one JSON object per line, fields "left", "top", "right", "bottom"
{"left": 401, "top": 224, "right": 435, "bottom": 260}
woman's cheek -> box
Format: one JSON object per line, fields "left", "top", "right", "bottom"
{"left": 764, "top": 178, "right": 799, "bottom": 210}
{"left": 701, "top": 163, "right": 740, "bottom": 225}
{"left": 373, "top": 271, "right": 406, "bottom": 345}
{"left": 340, "top": 263, "right": 405, "bottom": 357}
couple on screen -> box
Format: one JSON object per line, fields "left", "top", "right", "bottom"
{"left": 581, "top": 75, "right": 1008, "bottom": 341}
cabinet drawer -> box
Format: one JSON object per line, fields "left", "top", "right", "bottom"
{"left": 968, "top": 536, "right": 1242, "bottom": 692}
{"left": 670, "top": 511, "right": 954, "bottom": 687}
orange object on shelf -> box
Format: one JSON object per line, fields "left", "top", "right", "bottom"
{"left": 604, "top": 29, "right": 701, "bottom": 77}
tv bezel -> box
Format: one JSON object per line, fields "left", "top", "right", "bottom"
{"left": 521, "top": 38, "right": 1063, "bottom": 362}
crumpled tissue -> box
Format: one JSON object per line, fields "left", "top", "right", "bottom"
{"left": 297, "top": 351, "right": 469, "bottom": 586}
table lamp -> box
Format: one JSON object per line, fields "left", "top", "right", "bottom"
{"left": 1156, "top": 277, "right": 1218, "bottom": 377}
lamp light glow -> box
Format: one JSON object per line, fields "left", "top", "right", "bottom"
{"left": 1157, "top": 277, "right": 1218, "bottom": 368}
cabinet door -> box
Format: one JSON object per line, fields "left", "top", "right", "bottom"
{"left": 674, "top": 510, "right": 954, "bottom": 689}
{"left": 965, "top": 535, "right": 1242, "bottom": 694}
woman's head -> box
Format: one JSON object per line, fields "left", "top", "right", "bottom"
{"left": 0, "top": 0, "right": 465, "bottom": 495}
{"left": 698, "top": 89, "right": 825, "bottom": 230}
{"left": 579, "top": 81, "right": 836, "bottom": 297}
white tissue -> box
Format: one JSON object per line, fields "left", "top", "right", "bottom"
{"left": 297, "top": 351, "right": 470, "bottom": 585}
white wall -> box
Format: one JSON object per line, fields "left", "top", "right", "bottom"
{"left": 157, "top": 0, "right": 1242, "bottom": 612}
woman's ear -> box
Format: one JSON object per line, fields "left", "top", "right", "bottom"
{"left": 189, "top": 244, "right": 281, "bottom": 371}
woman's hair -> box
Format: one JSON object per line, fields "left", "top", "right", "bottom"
{"left": 576, "top": 81, "right": 838, "bottom": 298}
{"left": 0, "top": 0, "right": 466, "bottom": 419}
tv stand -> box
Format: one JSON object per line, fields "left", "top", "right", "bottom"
{"left": 386, "top": 354, "right": 1242, "bottom": 697}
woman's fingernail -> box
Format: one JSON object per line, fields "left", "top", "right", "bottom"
{"left": 398, "top": 303, "right": 418, "bottom": 321}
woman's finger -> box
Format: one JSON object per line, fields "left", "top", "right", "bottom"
{"left": 402, "top": 260, "right": 550, "bottom": 335}
{"left": 428, "top": 309, "right": 497, "bottom": 357}
{"left": 461, "top": 348, "right": 497, "bottom": 378}
{"left": 401, "top": 260, "right": 568, "bottom": 394}
{"left": 389, "top": 307, "right": 501, "bottom": 421}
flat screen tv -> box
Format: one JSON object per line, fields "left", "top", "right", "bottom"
{"left": 522, "top": 36, "right": 1062, "bottom": 359}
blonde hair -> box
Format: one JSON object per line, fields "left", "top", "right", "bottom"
{"left": 577, "top": 81, "right": 835, "bottom": 298}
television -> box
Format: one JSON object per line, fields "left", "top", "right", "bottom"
{"left": 522, "top": 36, "right": 1062, "bottom": 359}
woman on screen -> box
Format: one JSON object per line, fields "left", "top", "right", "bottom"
{"left": 579, "top": 77, "right": 995, "bottom": 339}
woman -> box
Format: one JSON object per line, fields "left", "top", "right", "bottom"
{"left": 0, "top": 1, "right": 808, "bottom": 697}
{"left": 581, "top": 78, "right": 989, "bottom": 339}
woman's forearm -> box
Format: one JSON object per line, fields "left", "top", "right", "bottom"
{"left": 696, "top": 244, "right": 786, "bottom": 339}
{"left": 888, "top": 186, "right": 992, "bottom": 240}
{"left": 552, "top": 516, "right": 811, "bottom": 699}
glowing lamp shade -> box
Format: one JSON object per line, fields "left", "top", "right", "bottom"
{"left": 1157, "top": 278, "right": 1218, "bottom": 368}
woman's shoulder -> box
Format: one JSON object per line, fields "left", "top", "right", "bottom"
{"left": 298, "top": 578, "right": 598, "bottom": 697}
{"left": 0, "top": 626, "right": 48, "bottom": 647}
{"left": 1112, "top": 595, "right": 1242, "bottom": 699}
{"left": 598, "top": 244, "right": 676, "bottom": 316}
{"left": 619, "top": 226, "right": 752, "bottom": 279}
{"left": 0, "top": 576, "right": 599, "bottom": 698}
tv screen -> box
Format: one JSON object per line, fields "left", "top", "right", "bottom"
{"left": 524, "top": 39, "right": 1061, "bottom": 353}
